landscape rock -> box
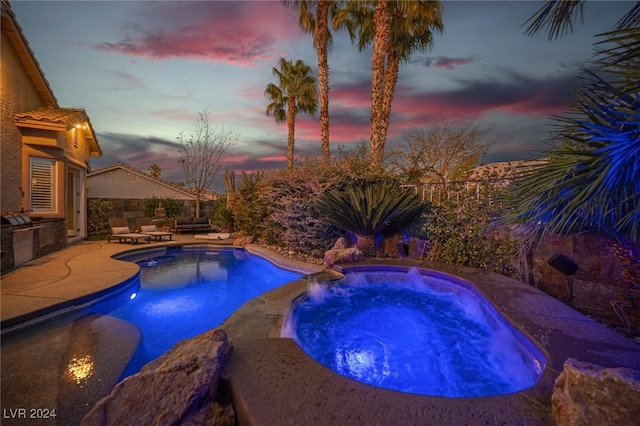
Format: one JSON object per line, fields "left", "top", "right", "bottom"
{"left": 406, "top": 237, "right": 428, "bottom": 259}
{"left": 552, "top": 358, "right": 640, "bottom": 426}
{"left": 332, "top": 236, "right": 351, "bottom": 250}
{"left": 81, "top": 328, "right": 233, "bottom": 426}
{"left": 324, "top": 247, "right": 364, "bottom": 268}
{"left": 233, "top": 235, "right": 255, "bottom": 247}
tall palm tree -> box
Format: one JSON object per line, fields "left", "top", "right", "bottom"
{"left": 335, "top": 1, "right": 443, "bottom": 170}
{"left": 265, "top": 58, "right": 318, "bottom": 170}
{"left": 283, "top": 1, "right": 340, "bottom": 164}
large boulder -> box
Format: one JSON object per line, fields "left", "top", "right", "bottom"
{"left": 552, "top": 358, "right": 640, "bottom": 426}
{"left": 324, "top": 247, "right": 364, "bottom": 268}
{"left": 81, "top": 328, "right": 233, "bottom": 426}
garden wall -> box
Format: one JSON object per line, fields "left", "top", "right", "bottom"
{"left": 528, "top": 232, "right": 636, "bottom": 324}
{"left": 89, "top": 198, "right": 217, "bottom": 234}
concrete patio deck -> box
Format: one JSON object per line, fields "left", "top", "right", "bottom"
{"left": 1, "top": 237, "right": 639, "bottom": 425}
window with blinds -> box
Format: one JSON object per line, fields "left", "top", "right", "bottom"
{"left": 30, "top": 157, "right": 57, "bottom": 212}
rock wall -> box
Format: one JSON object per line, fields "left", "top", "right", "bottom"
{"left": 529, "top": 232, "right": 637, "bottom": 324}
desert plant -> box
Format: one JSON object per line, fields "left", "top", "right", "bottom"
{"left": 316, "top": 179, "right": 428, "bottom": 256}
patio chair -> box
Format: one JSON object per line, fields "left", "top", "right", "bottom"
{"left": 136, "top": 217, "right": 174, "bottom": 242}
{"left": 108, "top": 218, "right": 151, "bottom": 244}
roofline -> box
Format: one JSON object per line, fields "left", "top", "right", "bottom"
{"left": 1, "top": 0, "right": 58, "bottom": 108}
{"left": 14, "top": 108, "right": 102, "bottom": 157}
{"left": 88, "top": 163, "right": 198, "bottom": 200}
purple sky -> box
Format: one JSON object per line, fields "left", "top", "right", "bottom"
{"left": 11, "top": 1, "right": 631, "bottom": 187}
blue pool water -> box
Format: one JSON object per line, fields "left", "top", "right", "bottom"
{"left": 285, "top": 268, "right": 545, "bottom": 398}
{"left": 93, "top": 247, "right": 301, "bottom": 377}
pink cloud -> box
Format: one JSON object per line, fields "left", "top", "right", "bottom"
{"left": 94, "top": 2, "right": 302, "bottom": 66}
{"left": 259, "top": 155, "right": 287, "bottom": 163}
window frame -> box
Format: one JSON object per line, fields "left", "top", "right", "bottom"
{"left": 29, "top": 156, "right": 59, "bottom": 214}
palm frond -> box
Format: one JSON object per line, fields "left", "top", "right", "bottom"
{"left": 316, "top": 180, "right": 427, "bottom": 237}
{"left": 522, "top": 0, "right": 584, "bottom": 40}
{"left": 503, "top": 25, "right": 640, "bottom": 246}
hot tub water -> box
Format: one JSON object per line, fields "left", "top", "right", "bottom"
{"left": 284, "top": 268, "right": 545, "bottom": 398}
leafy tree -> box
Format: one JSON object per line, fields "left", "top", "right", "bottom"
{"left": 391, "top": 123, "right": 493, "bottom": 184}
{"left": 177, "top": 110, "right": 237, "bottom": 217}
{"left": 335, "top": 0, "right": 443, "bottom": 169}
{"left": 316, "top": 179, "right": 428, "bottom": 256}
{"left": 148, "top": 163, "right": 161, "bottom": 179}
{"left": 284, "top": 1, "right": 342, "bottom": 163}
{"left": 265, "top": 58, "right": 318, "bottom": 170}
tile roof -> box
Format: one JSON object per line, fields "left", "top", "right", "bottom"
{"left": 15, "top": 108, "right": 89, "bottom": 127}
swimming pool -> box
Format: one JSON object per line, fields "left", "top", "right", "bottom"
{"left": 93, "top": 246, "right": 302, "bottom": 377}
{"left": 285, "top": 267, "right": 546, "bottom": 398}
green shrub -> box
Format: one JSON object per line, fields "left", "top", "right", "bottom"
{"left": 88, "top": 199, "right": 113, "bottom": 236}
{"left": 421, "top": 200, "right": 520, "bottom": 277}
{"left": 143, "top": 196, "right": 181, "bottom": 218}
{"left": 231, "top": 172, "right": 273, "bottom": 240}
{"left": 211, "top": 195, "right": 235, "bottom": 232}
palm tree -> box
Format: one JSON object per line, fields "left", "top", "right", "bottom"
{"left": 265, "top": 58, "right": 318, "bottom": 170}
{"left": 505, "top": 4, "right": 640, "bottom": 249}
{"left": 283, "top": 1, "right": 340, "bottom": 164}
{"left": 335, "top": 1, "right": 443, "bottom": 170}
{"left": 316, "top": 180, "right": 427, "bottom": 256}
{"left": 148, "top": 163, "right": 161, "bottom": 179}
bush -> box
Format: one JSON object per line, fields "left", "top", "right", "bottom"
{"left": 88, "top": 199, "right": 113, "bottom": 236}
{"left": 143, "top": 196, "right": 182, "bottom": 218}
{"left": 421, "top": 200, "right": 520, "bottom": 277}
{"left": 211, "top": 195, "right": 235, "bottom": 232}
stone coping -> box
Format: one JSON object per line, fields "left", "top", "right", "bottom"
{"left": 220, "top": 259, "right": 640, "bottom": 425}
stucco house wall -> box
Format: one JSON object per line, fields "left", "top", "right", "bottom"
{"left": 1, "top": 0, "right": 102, "bottom": 272}
{"left": 0, "top": 16, "right": 53, "bottom": 210}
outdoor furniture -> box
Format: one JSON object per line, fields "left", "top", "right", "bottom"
{"left": 174, "top": 216, "right": 213, "bottom": 233}
{"left": 108, "top": 218, "right": 151, "bottom": 244}
{"left": 136, "top": 218, "right": 174, "bottom": 242}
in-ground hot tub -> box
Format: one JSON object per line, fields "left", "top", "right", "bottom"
{"left": 284, "top": 266, "right": 546, "bottom": 398}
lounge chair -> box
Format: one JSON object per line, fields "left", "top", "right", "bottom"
{"left": 108, "top": 218, "right": 151, "bottom": 244}
{"left": 136, "top": 218, "right": 174, "bottom": 242}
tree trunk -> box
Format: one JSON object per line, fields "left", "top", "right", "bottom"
{"left": 356, "top": 234, "right": 377, "bottom": 258}
{"left": 287, "top": 94, "right": 297, "bottom": 170}
{"left": 370, "top": 0, "right": 392, "bottom": 171}
{"left": 379, "top": 50, "right": 400, "bottom": 158}
{"left": 317, "top": 0, "right": 330, "bottom": 164}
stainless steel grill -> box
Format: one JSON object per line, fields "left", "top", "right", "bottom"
{"left": 1, "top": 212, "right": 33, "bottom": 228}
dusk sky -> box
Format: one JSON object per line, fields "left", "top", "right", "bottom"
{"left": 11, "top": 1, "right": 632, "bottom": 186}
